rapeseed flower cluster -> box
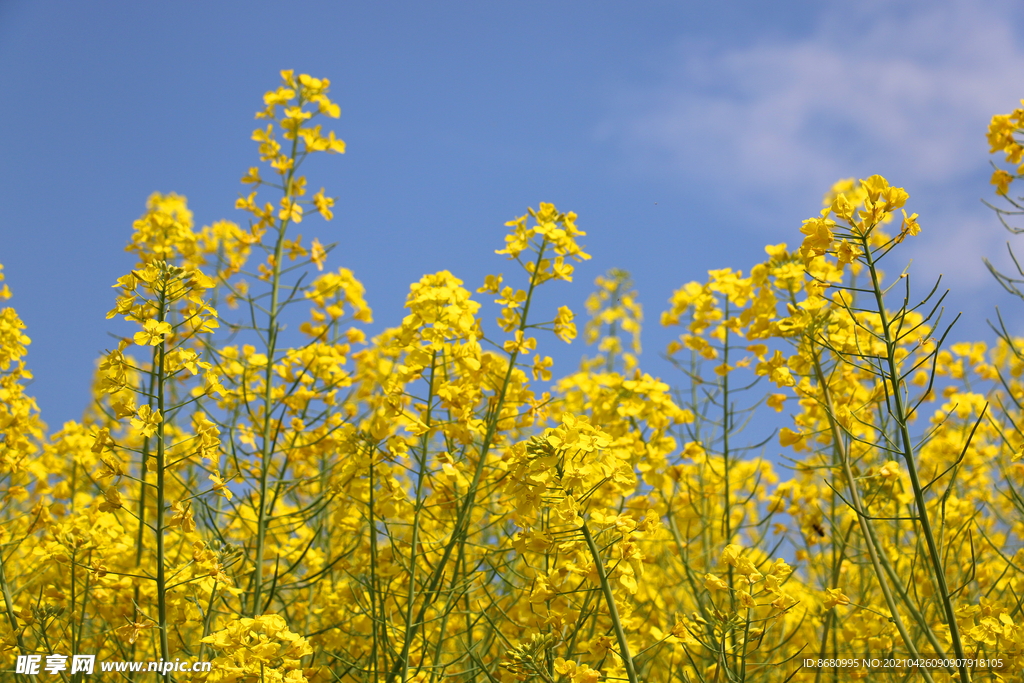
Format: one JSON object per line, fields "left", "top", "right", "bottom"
{"left": 1, "top": 71, "right": 1024, "bottom": 683}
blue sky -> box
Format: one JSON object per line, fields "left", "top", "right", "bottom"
{"left": 2, "top": 0, "right": 1024, "bottom": 428}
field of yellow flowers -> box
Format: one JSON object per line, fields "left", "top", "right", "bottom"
{"left": 2, "top": 72, "right": 1024, "bottom": 683}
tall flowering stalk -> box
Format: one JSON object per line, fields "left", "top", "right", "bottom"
{"left": 225, "top": 71, "right": 347, "bottom": 619}
{"left": 786, "top": 176, "right": 973, "bottom": 682}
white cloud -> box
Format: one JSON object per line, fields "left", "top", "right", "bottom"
{"left": 609, "top": 2, "right": 1024, "bottom": 187}
{"left": 601, "top": 0, "right": 1024, "bottom": 294}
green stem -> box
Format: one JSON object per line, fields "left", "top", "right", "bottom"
{"left": 399, "top": 350, "right": 437, "bottom": 683}
{"left": 720, "top": 305, "right": 740, "bottom": 680}
{"left": 155, "top": 270, "right": 170, "bottom": 672}
{"left": 0, "top": 544, "right": 27, "bottom": 661}
{"left": 251, "top": 128, "right": 301, "bottom": 617}
{"left": 810, "top": 352, "right": 934, "bottom": 683}
{"left": 580, "top": 520, "right": 639, "bottom": 683}
{"left": 859, "top": 231, "right": 969, "bottom": 683}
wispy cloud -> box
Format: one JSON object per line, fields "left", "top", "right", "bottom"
{"left": 606, "top": 2, "right": 1024, "bottom": 190}
{"left": 601, "top": 0, "right": 1024, "bottom": 295}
